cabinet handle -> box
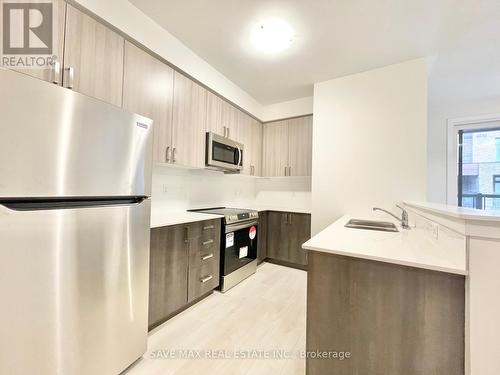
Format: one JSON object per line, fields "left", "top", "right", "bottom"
{"left": 227, "top": 127, "right": 230, "bottom": 138}
{"left": 284, "top": 166, "right": 288, "bottom": 176}
{"left": 52, "top": 61, "right": 61, "bottom": 85}
{"left": 165, "top": 146, "right": 170, "bottom": 162}
{"left": 224, "top": 126, "right": 227, "bottom": 137}
{"left": 184, "top": 226, "right": 189, "bottom": 243}
{"left": 284, "top": 213, "right": 288, "bottom": 224}
{"left": 289, "top": 213, "right": 292, "bottom": 225}
{"left": 202, "top": 239, "right": 214, "bottom": 246}
{"left": 201, "top": 253, "right": 214, "bottom": 261}
{"left": 250, "top": 165, "right": 254, "bottom": 176}
{"left": 203, "top": 225, "right": 214, "bottom": 230}
{"left": 288, "top": 166, "right": 292, "bottom": 176}
{"left": 200, "top": 275, "right": 213, "bottom": 283}
{"left": 64, "top": 67, "right": 74, "bottom": 89}
{"left": 172, "top": 147, "right": 176, "bottom": 163}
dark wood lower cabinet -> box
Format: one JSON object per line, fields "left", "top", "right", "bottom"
{"left": 266, "top": 211, "right": 311, "bottom": 268}
{"left": 148, "top": 219, "right": 221, "bottom": 330}
{"left": 307, "top": 251, "right": 465, "bottom": 375}
{"left": 257, "top": 211, "right": 268, "bottom": 264}
{"left": 148, "top": 225, "right": 188, "bottom": 328}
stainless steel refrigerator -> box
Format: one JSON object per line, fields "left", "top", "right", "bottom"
{"left": 0, "top": 69, "right": 153, "bottom": 375}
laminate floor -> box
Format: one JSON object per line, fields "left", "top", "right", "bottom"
{"left": 126, "top": 262, "right": 307, "bottom": 375}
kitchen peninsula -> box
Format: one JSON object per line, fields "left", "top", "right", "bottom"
{"left": 303, "top": 202, "right": 500, "bottom": 375}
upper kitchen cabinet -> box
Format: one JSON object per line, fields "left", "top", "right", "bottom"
{"left": 262, "top": 119, "right": 290, "bottom": 177}
{"left": 63, "top": 4, "right": 125, "bottom": 107}
{"left": 262, "top": 115, "right": 313, "bottom": 177}
{"left": 11, "top": 0, "right": 67, "bottom": 84}
{"left": 288, "top": 116, "right": 313, "bottom": 176}
{"left": 238, "top": 111, "right": 263, "bottom": 176}
{"left": 171, "top": 72, "right": 207, "bottom": 168}
{"left": 122, "top": 41, "right": 174, "bottom": 164}
{"left": 206, "top": 91, "right": 238, "bottom": 140}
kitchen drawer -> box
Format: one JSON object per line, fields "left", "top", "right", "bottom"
{"left": 188, "top": 257, "right": 219, "bottom": 302}
{"left": 201, "top": 220, "right": 219, "bottom": 241}
{"left": 189, "top": 244, "right": 218, "bottom": 268}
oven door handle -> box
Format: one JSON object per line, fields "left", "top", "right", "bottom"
{"left": 225, "top": 219, "right": 258, "bottom": 233}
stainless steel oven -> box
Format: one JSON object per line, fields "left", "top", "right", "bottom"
{"left": 206, "top": 132, "right": 244, "bottom": 172}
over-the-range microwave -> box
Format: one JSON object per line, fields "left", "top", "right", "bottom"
{"left": 205, "top": 132, "right": 244, "bottom": 172}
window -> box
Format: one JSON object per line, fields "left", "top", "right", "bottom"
{"left": 495, "top": 176, "right": 500, "bottom": 193}
{"left": 458, "top": 128, "right": 500, "bottom": 210}
{"left": 496, "top": 138, "right": 500, "bottom": 161}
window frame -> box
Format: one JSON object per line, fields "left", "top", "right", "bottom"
{"left": 447, "top": 114, "right": 500, "bottom": 205}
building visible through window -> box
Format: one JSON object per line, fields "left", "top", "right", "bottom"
{"left": 458, "top": 128, "right": 500, "bottom": 210}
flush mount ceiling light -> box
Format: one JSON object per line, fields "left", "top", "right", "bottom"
{"left": 251, "top": 18, "right": 294, "bottom": 54}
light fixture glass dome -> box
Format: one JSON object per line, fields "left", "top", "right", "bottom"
{"left": 251, "top": 18, "right": 294, "bottom": 54}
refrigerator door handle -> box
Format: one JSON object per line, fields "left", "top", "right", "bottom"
{"left": 0, "top": 196, "right": 147, "bottom": 211}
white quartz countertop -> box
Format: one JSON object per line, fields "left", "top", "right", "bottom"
{"left": 150, "top": 206, "right": 310, "bottom": 228}
{"left": 150, "top": 211, "right": 223, "bottom": 228}
{"left": 302, "top": 215, "right": 467, "bottom": 275}
{"left": 404, "top": 201, "right": 500, "bottom": 222}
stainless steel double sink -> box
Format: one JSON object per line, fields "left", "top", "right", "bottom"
{"left": 345, "top": 219, "right": 399, "bottom": 232}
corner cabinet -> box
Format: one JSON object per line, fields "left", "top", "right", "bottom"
{"left": 122, "top": 41, "right": 174, "bottom": 164}
{"left": 267, "top": 211, "right": 310, "bottom": 268}
{"left": 262, "top": 116, "right": 313, "bottom": 177}
{"left": 148, "top": 219, "right": 221, "bottom": 330}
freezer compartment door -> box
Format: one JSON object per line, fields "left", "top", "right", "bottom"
{"left": 0, "top": 199, "right": 151, "bottom": 375}
{"left": 0, "top": 69, "right": 153, "bottom": 198}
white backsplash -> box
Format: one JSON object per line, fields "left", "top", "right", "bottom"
{"left": 151, "top": 166, "right": 311, "bottom": 212}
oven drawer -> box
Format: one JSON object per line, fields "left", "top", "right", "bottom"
{"left": 188, "top": 257, "right": 219, "bottom": 302}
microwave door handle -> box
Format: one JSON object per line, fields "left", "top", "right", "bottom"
{"left": 237, "top": 147, "right": 242, "bottom": 167}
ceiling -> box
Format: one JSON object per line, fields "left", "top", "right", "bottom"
{"left": 129, "top": 0, "right": 500, "bottom": 105}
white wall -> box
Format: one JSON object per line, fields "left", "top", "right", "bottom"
{"left": 427, "top": 96, "right": 500, "bottom": 204}
{"left": 261, "top": 97, "right": 313, "bottom": 122}
{"left": 311, "top": 59, "right": 428, "bottom": 234}
{"left": 151, "top": 166, "right": 311, "bottom": 213}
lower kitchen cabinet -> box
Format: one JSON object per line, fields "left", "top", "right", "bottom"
{"left": 149, "top": 225, "right": 188, "bottom": 328}
{"left": 148, "top": 219, "right": 221, "bottom": 330}
{"left": 257, "top": 211, "right": 268, "bottom": 263}
{"left": 267, "top": 211, "right": 311, "bottom": 268}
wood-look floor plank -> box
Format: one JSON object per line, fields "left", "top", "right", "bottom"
{"left": 126, "top": 263, "right": 307, "bottom": 375}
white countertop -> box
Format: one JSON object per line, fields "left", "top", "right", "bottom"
{"left": 404, "top": 201, "right": 500, "bottom": 222}
{"left": 150, "top": 206, "right": 310, "bottom": 228}
{"left": 302, "top": 215, "right": 467, "bottom": 275}
{"left": 150, "top": 211, "right": 223, "bottom": 228}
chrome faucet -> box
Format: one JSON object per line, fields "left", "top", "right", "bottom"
{"left": 373, "top": 205, "right": 410, "bottom": 229}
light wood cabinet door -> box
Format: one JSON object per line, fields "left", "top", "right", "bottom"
{"left": 149, "top": 225, "right": 188, "bottom": 329}
{"left": 11, "top": 0, "right": 66, "bottom": 84}
{"left": 251, "top": 119, "right": 263, "bottom": 176}
{"left": 171, "top": 72, "right": 207, "bottom": 168}
{"left": 289, "top": 116, "right": 313, "bottom": 176}
{"left": 122, "top": 41, "right": 174, "bottom": 164}
{"left": 63, "top": 4, "right": 124, "bottom": 106}
{"left": 206, "top": 91, "right": 239, "bottom": 140}
{"left": 237, "top": 110, "right": 253, "bottom": 175}
{"left": 206, "top": 91, "right": 225, "bottom": 137}
{"left": 262, "top": 120, "right": 289, "bottom": 177}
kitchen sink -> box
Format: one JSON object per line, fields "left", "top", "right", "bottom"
{"left": 345, "top": 219, "right": 399, "bottom": 232}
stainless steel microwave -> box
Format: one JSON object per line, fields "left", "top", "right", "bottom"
{"left": 205, "top": 132, "right": 244, "bottom": 172}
